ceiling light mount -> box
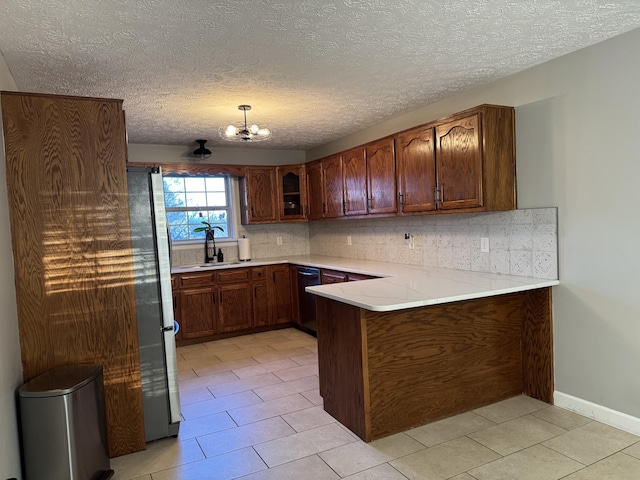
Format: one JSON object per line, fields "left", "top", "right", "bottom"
{"left": 219, "top": 105, "right": 271, "bottom": 142}
{"left": 193, "top": 139, "right": 212, "bottom": 160}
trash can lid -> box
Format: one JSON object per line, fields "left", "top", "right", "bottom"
{"left": 18, "top": 364, "right": 103, "bottom": 397}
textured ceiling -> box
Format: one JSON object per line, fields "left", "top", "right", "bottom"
{"left": 1, "top": 1, "right": 640, "bottom": 151}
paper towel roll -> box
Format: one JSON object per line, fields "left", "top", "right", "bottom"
{"left": 238, "top": 237, "right": 251, "bottom": 261}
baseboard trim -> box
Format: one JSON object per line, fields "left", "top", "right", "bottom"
{"left": 554, "top": 391, "right": 640, "bottom": 436}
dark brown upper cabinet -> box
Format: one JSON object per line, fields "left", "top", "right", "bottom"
{"left": 277, "top": 164, "right": 307, "bottom": 222}
{"left": 342, "top": 147, "right": 368, "bottom": 216}
{"left": 365, "top": 137, "right": 397, "bottom": 214}
{"left": 240, "top": 166, "right": 278, "bottom": 224}
{"left": 396, "top": 125, "right": 437, "bottom": 214}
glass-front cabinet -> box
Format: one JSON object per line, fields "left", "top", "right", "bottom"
{"left": 277, "top": 165, "right": 307, "bottom": 221}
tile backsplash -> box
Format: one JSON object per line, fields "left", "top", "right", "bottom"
{"left": 172, "top": 208, "right": 558, "bottom": 280}
{"left": 308, "top": 208, "right": 558, "bottom": 279}
{"left": 172, "top": 223, "right": 310, "bottom": 266}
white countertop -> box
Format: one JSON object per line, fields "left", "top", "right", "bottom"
{"left": 172, "top": 255, "right": 559, "bottom": 312}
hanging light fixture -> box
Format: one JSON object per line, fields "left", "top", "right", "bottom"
{"left": 193, "top": 139, "right": 212, "bottom": 160}
{"left": 219, "top": 105, "right": 271, "bottom": 142}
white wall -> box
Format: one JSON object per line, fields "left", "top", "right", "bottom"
{"left": 308, "top": 28, "right": 640, "bottom": 424}
{"left": 128, "top": 143, "right": 305, "bottom": 166}
{"left": 0, "top": 50, "right": 23, "bottom": 479}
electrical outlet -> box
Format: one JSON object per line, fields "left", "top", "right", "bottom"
{"left": 407, "top": 233, "right": 415, "bottom": 250}
{"left": 480, "top": 237, "right": 490, "bottom": 253}
{"left": 276, "top": 236, "right": 282, "bottom": 245}
{"left": 347, "top": 235, "right": 352, "bottom": 246}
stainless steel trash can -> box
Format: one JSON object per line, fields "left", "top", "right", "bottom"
{"left": 18, "top": 364, "right": 114, "bottom": 480}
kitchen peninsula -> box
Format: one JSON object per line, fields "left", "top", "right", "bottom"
{"left": 299, "top": 257, "right": 558, "bottom": 443}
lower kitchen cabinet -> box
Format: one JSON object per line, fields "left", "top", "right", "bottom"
{"left": 172, "top": 265, "right": 296, "bottom": 341}
{"left": 252, "top": 281, "right": 270, "bottom": 327}
{"left": 321, "top": 268, "right": 376, "bottom": 284}
{"left": 321, "top": 269, "right": 348, "bottom": 284}
{"left": 179, "top": 286, "right": 218, "bottom": 338}
{"left": 345, "top": 272, "right": 376, "bottom": 282}
{"left": 218, "top": 283, "right": 253, "bottom": 333}
{"left": 270, "top": 265, "right": 294, "bottom": 325}
{"left": 252, "top": 267, "right": 271, "bottom": 327}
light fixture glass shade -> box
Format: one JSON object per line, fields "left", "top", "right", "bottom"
{"left": 219, "top": 105, "right": 271, "bottom": 142}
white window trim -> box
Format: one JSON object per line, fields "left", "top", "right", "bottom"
{"left": 164, "top": 174, "right": 235, "bottom": 244}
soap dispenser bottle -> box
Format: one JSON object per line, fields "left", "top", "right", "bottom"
{"left": 217, "top": 248, "right": 224, "bottom": 263}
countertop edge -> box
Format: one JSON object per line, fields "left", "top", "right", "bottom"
{"left": 172, "top": 255, "right": 559, "bottom": 312}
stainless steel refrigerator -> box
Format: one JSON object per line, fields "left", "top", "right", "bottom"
{"left": 127, "top": 166, "right": 181, "bottom": 441}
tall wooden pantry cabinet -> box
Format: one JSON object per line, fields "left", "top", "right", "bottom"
{"left": 1, "top": 92, "right": 145, "bottom": 457}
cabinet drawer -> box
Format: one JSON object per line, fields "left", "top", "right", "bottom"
{"left": 217, "top": 268, "right": 251, "bottom": 284}
{"left": 252, "top": 267, "right": 267, "bottom": 280}
{"left": 171, "top": 275, "right": 178, "bottom": 289}
{"left": 347, "top": 273, "right": 376, "bottom": 282}
{"left": 321, "top": 269, "right": 348, "bottom": 284}
{"left": 179, "top": 272, "right": 216, "bottom": 288}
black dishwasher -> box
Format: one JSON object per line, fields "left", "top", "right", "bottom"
{"left": 296, "top": 266, "right": 321, "bottom": 336}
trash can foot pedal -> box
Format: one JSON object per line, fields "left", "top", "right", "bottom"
{"left": 98, "top": 469, "right": 115, "bottom": 480}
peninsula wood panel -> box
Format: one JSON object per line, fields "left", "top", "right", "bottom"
{"left": 365, "top": 293, "right": 523, "bottom": 440}
{"left": 316, "top": 288, "right": 553, "bottom": 442}
{"left": 316, "top": 298, "right": 369, "bottom": 440}
{"left": 521, "top": 288, "right": 554, "bottom": 403}
{"left": 1, "top": 92, "right": 145, "bottom": 456}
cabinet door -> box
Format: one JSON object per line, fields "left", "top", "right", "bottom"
{"left": 289, "top": 265, "right": 301, "bottom": 324}
{"left": 366, "top": 138, "right": 397, "bottom": 214}
{"left": 306, "top": 160, "right": 324, "bottom": 220}
{"left": 435, "top": 114, "right": 483, "bottom": 210}
{"left": 218, "top": 283, "right": 253, "bottom": 333}
{"left": 243, "top": 167, "right": 278, "bottom": 223}
{"left": 396, "top": 126, "right": 437, "bottom": 214}
{"left": 342, "top": 147, "right": 368, "bottom": 216}
{"left": 270, "top": 265, "right": 293, "bottom": 325}
{"left": 277, "top": 165, "right": 307, "bottom": 222}
{"left": 322, "top": 154, "right": 345, "bottom": 218}
{"left": 179, "top": 287, "right": 217, "bottom": 338}
{"left": 252, "top": 281, "right": 270, "bottom": 327}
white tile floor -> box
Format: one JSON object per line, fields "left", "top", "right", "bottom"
{"left": 111, "top": 328, "right": 640, "bottom": 479}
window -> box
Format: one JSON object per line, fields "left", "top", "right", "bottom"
{"left": 163, "top": 174, "right": 232, "bottom": 242}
